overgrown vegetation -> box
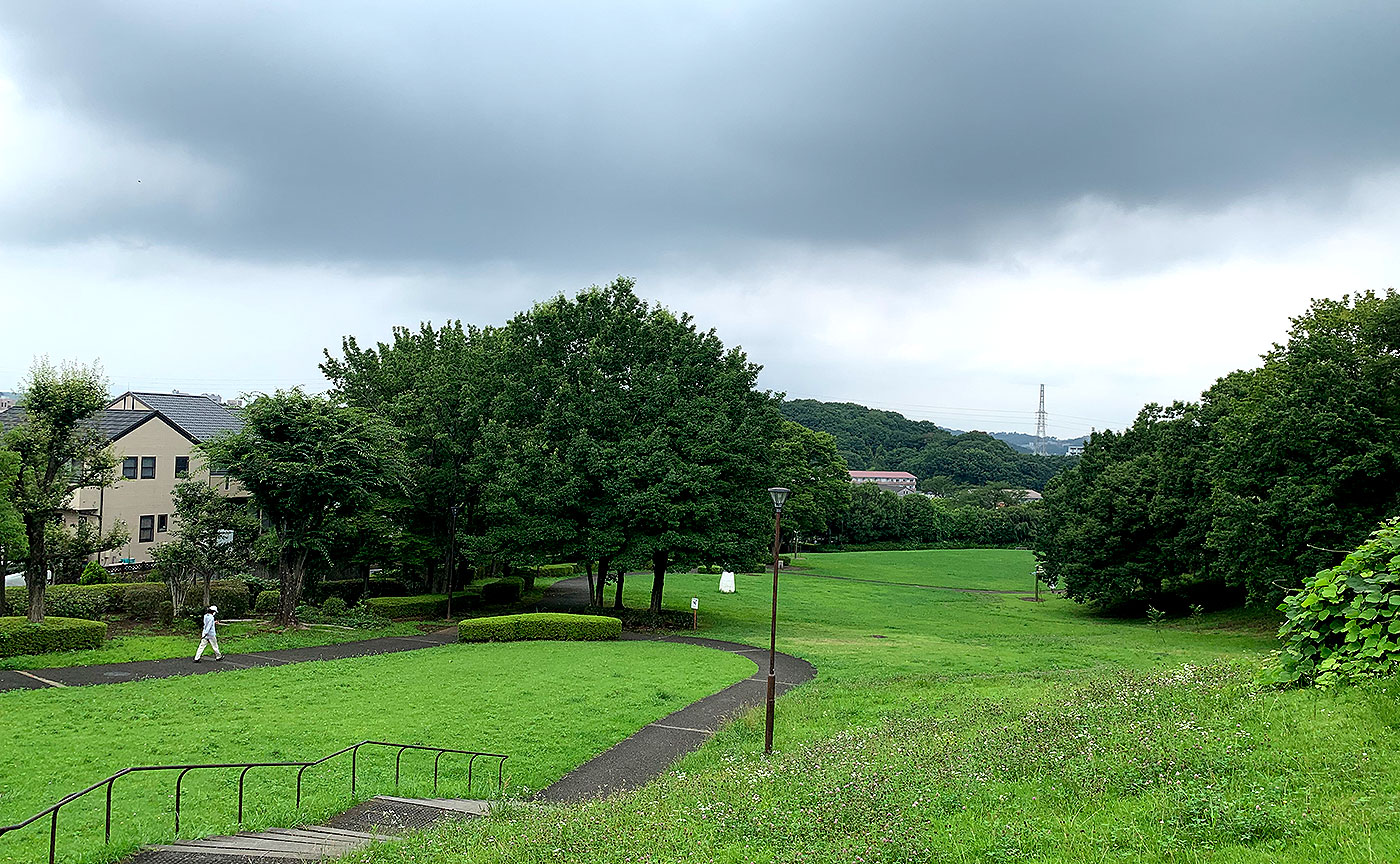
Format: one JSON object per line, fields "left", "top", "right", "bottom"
{"left": 1273, "top": 517, "right": 1400, "bottom": 687}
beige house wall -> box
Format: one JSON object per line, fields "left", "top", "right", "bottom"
{"left": 65, "top": 415, "right": 248, "bottom": 565}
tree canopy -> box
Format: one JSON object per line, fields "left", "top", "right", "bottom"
{"left": 202, "top": 389, "right": 407, "bottom": 625}
{"left": 2, "top": 360, "right": 121, "bottom": 622}
{"left": 1038, "top": 290, "right": 1400, "bottom": 613}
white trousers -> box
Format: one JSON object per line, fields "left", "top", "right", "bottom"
{"left": 196, "top": 633, "right": 221, "bottom": 660}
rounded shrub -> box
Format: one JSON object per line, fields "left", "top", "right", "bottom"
{"left": 458, "top": 613, "right": 621, "bottom": 643}
{"left": 1275, "top": 516, "right": 1400, "bottom": 687}
{"left": 254, "top": 589, "right": 282, "bottom": 614}
{"left": 0, "top": 616, "right": 108, "bottom": 657}
{"left": 321, "top": 596, "right": 349, "bottom": 617}
{"left": 79, "top": 562, "right": 111, "bottom": 585}
{"left": 480, "top": 577, "right": 525, "bottom": 605}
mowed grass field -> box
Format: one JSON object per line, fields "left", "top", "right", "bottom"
{"left": 340, "top": 550, "right": 1400, "bottom": 864}
{"left": 790, "top": 548, "right": 1039, "bottom": 591}
{"left": 0, "top": 640, "right": 753, "bottom": 864}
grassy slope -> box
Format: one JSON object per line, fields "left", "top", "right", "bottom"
{"left": 340, "top": 550, "right": 1400, "bottom": 864}
{"left": 0, "top": 640, "right": 753, "bottom": 864}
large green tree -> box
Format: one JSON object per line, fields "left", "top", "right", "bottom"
{"left": 494, "top": 280, "right": 784, "bottom": 612}
{"left": 203, "top": 390, "right": 407, "bottom": 625}
{"left": 2, "top": 360, "right": 121, "bottom": 622}
{"left": 320, "top": 322, "right": 499, "bottom": 592}
{"left": 770, "top": 421, "right": 851, "bottom": 544}
{"left": 1207, "top": 291, "right": 1400, "bottom": 604}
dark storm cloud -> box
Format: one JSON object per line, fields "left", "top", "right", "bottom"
{"left": 4, "top": 0, "right": 1399, "bottom": 268}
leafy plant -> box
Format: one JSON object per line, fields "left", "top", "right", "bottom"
{"left": 1273, "top": 516, "right": 1400, "bottom": 687}
{"left": 321, "top": 595, "right": 349, "bottom": 616}
{"left": 78, "top": 561, "right": 110, "bottom": 585}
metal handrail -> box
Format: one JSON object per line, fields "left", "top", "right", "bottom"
{"left": 0, "top": 740, "right": 508, "bottom": 864}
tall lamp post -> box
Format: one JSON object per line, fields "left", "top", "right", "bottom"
{"left": 445, "top": 504, "right": 459, "bottom": 622}
{"left": 765, "top": 486, "right": 790, "bottom": 755}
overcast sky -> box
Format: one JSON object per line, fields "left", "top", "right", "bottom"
{"left": 2, "top": 1, "right": 1397, "bottom": 437}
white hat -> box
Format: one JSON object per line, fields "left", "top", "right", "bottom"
{"left": 209, "top": 605, "right": 218, "bottom": 613}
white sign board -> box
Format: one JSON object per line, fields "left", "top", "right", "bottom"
{"left": 690, "top": 597, "right": 699, "bottom": 611}
{"left": 719, "top": 571, "right": 736, "bottom": 593}
{"left": 216, "top": 530, "right": 235, "bottom": 546}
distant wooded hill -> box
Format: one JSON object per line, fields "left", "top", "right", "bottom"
{"left": 780, "top": 399, "right": 1074, "bottom": 491}
{"left": 964, "top": 430, "right": 1089, "bottom": 456}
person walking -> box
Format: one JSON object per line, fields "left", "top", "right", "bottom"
{"left": 194, "top": 605, "right": 223, "bottom": 662}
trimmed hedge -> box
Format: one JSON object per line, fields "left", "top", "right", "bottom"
{"left": 366, "top": 587, "right": 483, "bottom": 620}
{"left": 0, "top": 616, "right": 108, "bottom": 657}
{"left": 458, "top": 613, "right": 621, "bottom": 643}
{"left": 480, "top": 577, "right": 524, "bottom": 606}
{"left": 2, "top": 580, "right": 250, "bottom": 623}
{"left": 254, "top": 589, "right": 282, "bottom": 614}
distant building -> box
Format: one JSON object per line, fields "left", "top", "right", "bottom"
{"left": 1066, "top": 444, "right": 1085, "bottom": 457}
{"left": 848, "top": 470, "right": 919, "bottom": 495}
{"left": 0, "top": 391, "right": 248, "bottom": 566}
{"left": 1020, "top": 489, "right": 1044, "bottom": 502}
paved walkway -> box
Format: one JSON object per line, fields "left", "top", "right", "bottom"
{"left": 0, "top": 630, "right": 460, "bottom": 692}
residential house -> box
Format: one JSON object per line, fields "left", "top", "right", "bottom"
{"left": 0, "top": 391, "right": 247, "bottom": 566}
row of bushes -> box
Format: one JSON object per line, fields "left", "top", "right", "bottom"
{"left": 0, "top": 616, "right": 108, "bottom": 657}
{"left": 308, "top": 577, "right": 413, "bottom": 606}
{"left": 458, "top": 613, "right": 620, "bottom": 643}
{"left": 3, "top": 581, "right": 251, "bottom": 623}
{"left": 365, "top": 577, "right": 526, "bottom": 619}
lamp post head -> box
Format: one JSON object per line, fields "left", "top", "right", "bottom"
{"left": 768, "top": 487, "right": 791, "bottom": 512}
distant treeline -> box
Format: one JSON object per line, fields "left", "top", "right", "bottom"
{"left": 780, "top": 399, "right": 1075, "bottom": 491}
{"left": 833, "top": 483, "right": 1040, "bottom": 549}
{"left": 1037, "top": 290, "right": 1400, "bottom": 614}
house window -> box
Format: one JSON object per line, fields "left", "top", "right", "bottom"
{"left": 122, "top": 457, "right": 138, "bottom": 480}
{"left": 175, "top": 456, "right": 190, "bottom": 477}
{"left": 157, "top": 514, "right": 169, "bottom": 533}
{"left": 139, "top": 515, "right": 155, "bottom": 543}
{"left": 140, "top": 456, "right": 156, "bottom": 479}
{"left": 209, "top": 463, "right": 228, "bottom": 477}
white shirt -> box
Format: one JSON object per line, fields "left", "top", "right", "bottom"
{"left": 202, "top": 612, "right": 216, "bottom": 637}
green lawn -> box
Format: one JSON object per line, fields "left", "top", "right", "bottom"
{"left": 0, "top": 621, "right": 431, "bottom": 671}
{"left": 791, "top": 548, "right": 1041, "bottom": 591}
{"left": 334, "top": 550, "right": 1400, "bottom": 864}
{"left": 0, "top": 640, "right": 753, "bottom": 864}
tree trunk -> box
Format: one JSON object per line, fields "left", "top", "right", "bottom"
{"left": 595, "top": 556, "right": 612, "bottom": 607}
{"left": 24, "top": 520, "right": 46, "bottom": 623}
{"left": 613, "top": 565, "right": 625, "bottom": 610}
{"left": 276, "top": 549, "right": 309, "bottom": 627}
{"left": 169, "top": 573, "right": 190, "bottom": 620}
{"left": 649, "top": 549, "right": 668, "bottom": 613}
{"left": 0, "top": 552, "right": 8, "bottom": 618}
{"left": 584, "top": 560, "right": 594, "bottom": 608}
{"left": 202, "top": 572, "right": 213, "bottom": 607}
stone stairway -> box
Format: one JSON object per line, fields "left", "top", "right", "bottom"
{"left": 128, "top": 796, "right": 490, "bottom": 863}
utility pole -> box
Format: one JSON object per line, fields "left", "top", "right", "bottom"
{"left": 1036, "top": 380, "right": 1047, "bottom": 453}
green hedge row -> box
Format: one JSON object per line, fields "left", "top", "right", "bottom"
{"left": 458, "top": 613, "right": 621, "bottom": 643}
{"left": 366, "top": 586, "right": 484, "bottom": 620}
{"left": 312, "top": 577, "right": 412, "bottom": 605}
{"left": 0, "top": 616, "right": 108, "bottom": 657}
{"left": 481, "top": 577, "right": 524, "bottom": 605}
{"left": 2, "top": 581, "right": 250, "bottom": 622}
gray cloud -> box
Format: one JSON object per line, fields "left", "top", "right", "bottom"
{"left": 3, "top": 0, "right": 1399, "bottom": 272}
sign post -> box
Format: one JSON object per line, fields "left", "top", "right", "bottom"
{"left": 690, "top": 597, "right": 699, "bottom": 631}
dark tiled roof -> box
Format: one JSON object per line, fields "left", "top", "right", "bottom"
{"left": 122, "top": 392, "right": 244, "bottom": 442}
{"left": 0, "top": 407, "right": 156, "bottom": 440}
